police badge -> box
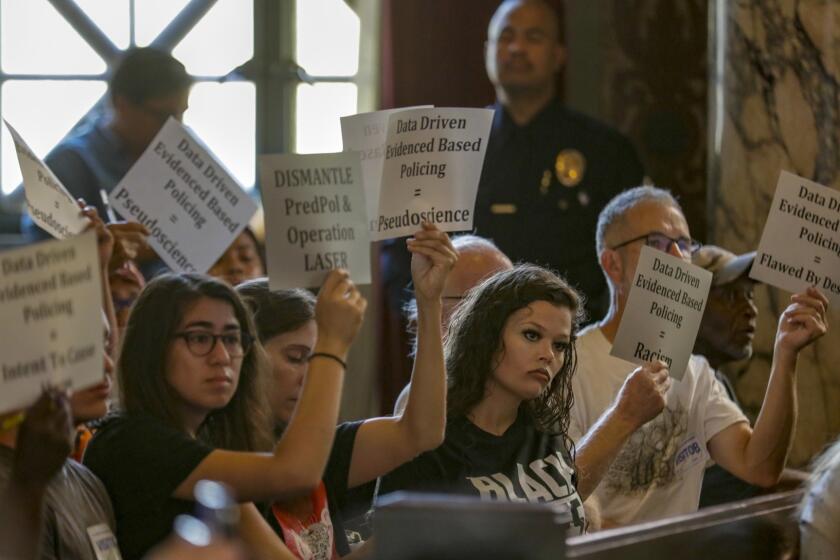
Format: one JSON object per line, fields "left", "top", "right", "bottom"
{"left": 555, "top": 149, "right": 586, "bottom": 187}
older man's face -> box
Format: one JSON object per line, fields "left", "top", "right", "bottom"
{"left": 610, "top": 201, "right": 692, "bottom": 293}
{"left": 698, "top": 275, "right": 758, "bottom": 362}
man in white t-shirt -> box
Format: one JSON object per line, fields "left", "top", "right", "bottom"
{"left": 570, "top": 186, "right": 829, "bottom": 527}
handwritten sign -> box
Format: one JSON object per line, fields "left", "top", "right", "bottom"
{"left": 260, "top": 151, "right": 371, "bottom": 289}
{"left": 340, "top": 106, "right": 432, "bottom": 231}
{"left": 0, "top": 231, "right": 103, "bottom": 414}
{"left": 750, "top": 170, "right": 840, "bottom": 306}
{"left": 611, "top": 246, "right": 712, "bottom": 380}
{"left": 109, "top": 118, "right": 257, "bottom": 273}
{"left": 4, "top": 120, "right": 89, "bottom": 239}
{"left": 371, "top": 107, "right": 493, "bottom": 241}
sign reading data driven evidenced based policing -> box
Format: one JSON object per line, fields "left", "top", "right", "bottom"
{"left": 260, "top": 151, "right": 371, "bottom": 289}
{"left": 109, "top": 118, "right": 258, "bottom": 273}
{"left": 340, "top": 106, "right": 432, "bottom": 231}
{"left": 0, "top": 232, "right": 103, "bottom": 414}
{"left": 5, "top": 121, "right": 89, "bottom": 239}
{"left": 611, "top": 246, "right": 712, "bottom": 380}
{"left": 750, "top": 170, "right": 840, "bottom": 307}
{"left": 372, "top": 107, "right": 494, "bottom": 241}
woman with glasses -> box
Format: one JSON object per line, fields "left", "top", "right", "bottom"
{"left": 83, "top": 269, "right": 366, "bottom": 560}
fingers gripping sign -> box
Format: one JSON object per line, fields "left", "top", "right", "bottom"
{"left": 406, "top": 222, "right": 459, "bottom": 304}
{"left": 615, "top": 360, "right": 671, "bottom": 429}
{"left": 775, "top": 286, "right": 829, "bottom": 357}
{"left": 315, "top": 269, "right": 367, "bottom": 354}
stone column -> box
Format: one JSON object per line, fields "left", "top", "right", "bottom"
{"left": 709, "top": 0, "right": 840, "bottom": 465}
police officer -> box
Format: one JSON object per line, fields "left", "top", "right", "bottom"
{"left": 475, "top": 0, "right": 644, "bottom": 320}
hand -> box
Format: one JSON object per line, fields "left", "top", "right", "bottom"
{"left": 11, "top": 389, "right": 73, "bottom": 489}
{"left": 774, "top": 286, "right": 829, "bottom": 359}
{"left": 78, "top": 200, "right": 114, "bottom": 271}
{"left": 613, "top": 361, "right": 670, "bottom": 430}
{"left": 406, "top": 223, "right": 458, "bottom": 303}
{"left": 107, "top": 222, "right": 151, "bottom": 270}
{"left": 314, "top": 269, "right": 367, "bottom": 356}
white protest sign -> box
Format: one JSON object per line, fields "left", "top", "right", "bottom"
{"left": 340, "top": 106, "right": 432, "bottom": 231}
{"left": 260, "top": 152, "right": 371, "bottom": 289}
{"left": 4, "top": 121, "right": 89, "bottom": 239}
{"left": 109, "top": 118, "right": 258, "bottom": 273}
{"left": 372, "top": 107, "right": 494, "bottom": 241}
{"left": 0, "top": 231, "right": 103, "bottom": 414}
{"left": 611, "top": 246, "right": 712, "bottom": 380}
{"left": 750, "top": 170, "right": 840, "bottom": 306}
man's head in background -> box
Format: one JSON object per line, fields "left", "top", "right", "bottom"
{"left": 109, "top": 47, "right": 193, "bottom": 158}
{"left": 405, "top": 234, "right": 513, "bottom": 352}
{"left": 485, "top": 0, "right": 565, "bottom": 103}
{"left": 692, "top": 246, "right": 758, "bottom": 369}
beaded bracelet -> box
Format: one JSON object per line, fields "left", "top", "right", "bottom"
{"left": 308, "top": 352, "right": 347, "bottom": 370}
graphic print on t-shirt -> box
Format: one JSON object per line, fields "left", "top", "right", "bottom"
{"left": 466, "top": 450, "right": 585, "bottom": 530}
{"left": 272, "top": 482, "right": 337, "bottom": 560}
{"left": 604, "top": 403, "right": 689, "bottom": 494}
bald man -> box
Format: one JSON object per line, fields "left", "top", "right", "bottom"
{"left": 474, "top": 0, "right": 644, "bottom": 321}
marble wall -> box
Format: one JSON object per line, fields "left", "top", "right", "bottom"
{"left": 710, "top": 0, "right": 840, "bottom": 466}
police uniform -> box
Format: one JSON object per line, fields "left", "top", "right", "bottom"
{"left": 474, "top": 98, "right": 644, "bottom": 320}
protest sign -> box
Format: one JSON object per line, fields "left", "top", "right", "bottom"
{"left": 0, "top": 231, "right": 103, "bottom": 414}
{"left": 371, "top": 107, "right": 493, "bottom": 241}
{"left": 340, "top": 106, "right": 432, "bottom": 231}
{"left": 260, "top": 151, "right": 371, "bottom": 289}
{"left": 109, "top": 117, "right": 258, "bottom": 273}
{"left": 611, "top": 246, "right": 712, "bottom": 380}
{"left": 750, "top": 170, "right": 840, "bottom": 306}
{"left": 4, "top": 120, "right": 89, "bottom": 239}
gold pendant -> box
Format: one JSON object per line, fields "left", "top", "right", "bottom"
{"left": 555, "top": 149, "right": 586, "bottom": 187}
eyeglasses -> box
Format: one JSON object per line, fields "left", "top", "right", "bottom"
{"left": 173, "top": 330, "right": 253, "bottom": 358}
{"left": 610, "top": 231, "right": 702, "bottom": 255}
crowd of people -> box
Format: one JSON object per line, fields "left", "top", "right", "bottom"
{"left": 0, "top": 0, "right": 836, "bottom": 559}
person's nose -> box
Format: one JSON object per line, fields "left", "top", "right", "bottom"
{"left": 668, "top": 240, "right": 689, "bottom": 262}
{"left": 208, "top": 337, "right": 233, "bottom": 364}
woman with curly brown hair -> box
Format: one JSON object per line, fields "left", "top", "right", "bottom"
{"left": 377, "top": 264, "right": 587, "bottom": 534}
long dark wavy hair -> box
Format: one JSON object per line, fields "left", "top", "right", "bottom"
{"left": 234, "top": 279, "right": 315, "bottom": 344}
{"left": 119, "top": 273, "right": 273, "bottom": 452}
{"left": 445, "top": 264, "right": 583, "bottom": 454}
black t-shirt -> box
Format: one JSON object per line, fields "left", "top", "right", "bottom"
{"left": 83, "top": 413, "right": 213, "bottom": 560}
{"left": 267, "top": 421, "right": 362, "bottom": 557}
{"left": 378, "top": 411, "right": 585, "bottom": 534}
{"left": 474, "top": 99, "right": 644, "bottom": 320}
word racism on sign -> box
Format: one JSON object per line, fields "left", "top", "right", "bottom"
{"left": 260, "top": 151, "right": 371, "bottom": 289}
{"left": 109, "top": 118, "right": 257, "bottom": 273}
{"left": 4, "top": 121, "right": 89, "bottom": 239}
{"left": 372, "top": 107, "right": 494, "bottom": 241}
{"left": 751, "top": 171, "right": 840, "bottom": 307}
{"left": 340, "top": 106, "right": 432, "bottom": 232}
{"left": 0, "top": 231, "right": 103, "bottom": 414}
{"left": 611, "top": 246, "right": 712, "bottom": 380}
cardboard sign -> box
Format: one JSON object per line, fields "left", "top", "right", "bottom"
{"left": 371, "top": 107, "right": 493, "bottom": 241}
{"left": 611, "top": 246, "right": 712, "bottom": 380}
{"left": 260, "top": 151, "right": 371, "bottom": 289}
{"left": 4, "top": 120, "right": 89, "bottom": 239}
{"left": 109, "top": 118, "right": 258, "bottom": 273}
{"left": 750, "top": 170, "right": 840, "bottom": 306}
{"left": 340, "top": 106, "right": 432, "bottom": 231}
{"left": 0, "top": 231, "right": 104, "bottom": 414}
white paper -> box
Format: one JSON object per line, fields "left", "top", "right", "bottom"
{"left": 0, "top": 231, "right": 104, "bottom": 414}
{"left": 371, "top": 107, "right": 494, "bottom": 241}
{"left": 260, "top": 152, "right": 371, "bottom": 289}
{"left": 750, "top": 170, "right": 840, "bottom": 307}
{"left": 611, "top": 246, "right": 712, "bottom": 380}
{"left": 340, "top": 106, "right": 432, "bottom": 231}
{"left": 4, "top": 120, "right": 89, "bottom": 239}
{"left": 108, "top": 118, "right": 258, "bottom": 273}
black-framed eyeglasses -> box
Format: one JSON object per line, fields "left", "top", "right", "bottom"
{"left": 610, "top": 231, "right": 702, "bottom": 255}
{"left": 173, "top": 330, "right": 253, "bottom": 358}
